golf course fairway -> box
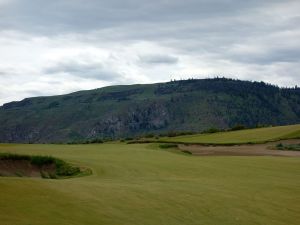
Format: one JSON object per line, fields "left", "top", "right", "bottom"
{"left": 0, "top": 142, "right": 299, "bottom": 225}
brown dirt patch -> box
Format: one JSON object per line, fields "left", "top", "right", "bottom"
{"left": 0, "top": 159, "right": 56, "bottom": 177}
{"left": 178, "top": 139, "right": 300, "bottom": 157}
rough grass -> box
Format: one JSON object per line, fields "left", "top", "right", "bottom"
{"left": 275, "top": 143, "right": 300, "bottom": 151}
{"left": 0, "top": 143, "right": 299, "bottom": 225}
{"left": 159, "top": 124, "right": 300, "bottom": 144}
{"left": 158, "top": 143, "right": 178, "bottom": 149}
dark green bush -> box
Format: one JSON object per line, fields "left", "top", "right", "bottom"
{"left": 202, "top": 128, "right": 220, "bottom": 134}
{"left": 276, "top": 143, "right": 284, "bottom": 150}
{"left": 67, "top": 138, "right": 104, "bottom": 144}
{"left": 275, "top": 143, "right": 300, "bottom": 151}
{"left": 55, "top": 160, "right": 80, "bottom": 176}
{"left": 230, "top": 125, "right": 246, "bottom": 131}
{"left": 125, "top": 137, "right": 134, "bottom": 141}
{"left": 89, "top": 138, "right": 104, "bottom": 144}
{"left": 145, "top": 133, "right": 154, "bottom": 138}
{"left": 0, "top": 153, "right": 30, "bottom": 161}
{"left": 30, "top": 156, "right": 55, "bottom": 166}
{"left": 159, "top": 144, "right": 178, "bottom": 149}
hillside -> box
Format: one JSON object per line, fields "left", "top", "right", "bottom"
{"left": 0, "top": 78, "right": 300, "bottom": 143}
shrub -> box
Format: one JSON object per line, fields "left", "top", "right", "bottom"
{"left": 30, "top": 156, "right": 55, "bottom": 166}
{"left": 125, "top": 137, "right": 134, "bottom": 141}
{"left": 159, "top": 144, "right": 178, "bottom": 149}
{"left": 55, "top": 159, "right": 80, "bottom": 176}
{"left": 275, "top": 143, "right": 300, "bottom": 151}
{"left": 89, "top": 138, "right": 104, "bottom": 144}
{"left": 202, "top": 128, "right": 220, "bottom": 134}
{"left": 145, "top": 133, "right": 154, "bottom": 138}
{"left": 230, "top": 125, "right": 246, "bottom": 131}
{"left": 0, "top": 153, "right": 30, "bottom": 161}
{"left": 167, "top": 131, "right": 178, "bottom": 137}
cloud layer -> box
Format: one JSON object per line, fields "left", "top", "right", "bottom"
{"left": 0, "top": 0, "right": 299, "bottom": 105}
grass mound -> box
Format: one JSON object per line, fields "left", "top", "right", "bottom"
{"left": 0, "top": 153, "right": 88, "bottom": 179}
{"left": 159, "top": 124, "right": 300, "bottom": 144}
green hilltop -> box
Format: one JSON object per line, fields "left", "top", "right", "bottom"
{"left": 0, "top": 78, "right": 300, "bottom": 143}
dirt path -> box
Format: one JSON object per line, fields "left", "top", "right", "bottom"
{"left": 178, "top": 139, "right": 300, "bottom": 157}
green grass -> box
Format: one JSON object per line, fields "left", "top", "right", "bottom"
{"left": 159, "top": 124, "right": 300, "bottom": 144}
{"left": 0, "top": 143, "right": 299, "bottom": 225}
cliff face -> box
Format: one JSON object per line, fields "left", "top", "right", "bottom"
{"left": 1, "top": 78, "right": 300, "bottom": 143}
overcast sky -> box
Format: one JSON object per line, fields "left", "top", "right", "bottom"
{"left": 0, "top": 0, "right": 299, "bottom": 105}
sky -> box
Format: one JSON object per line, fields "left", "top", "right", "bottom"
{"left": 0, "top": 0, "right": 299, "bottom": 105}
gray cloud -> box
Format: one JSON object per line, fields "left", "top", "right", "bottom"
{"left": 0, "top": 0, "right": 299, "bottom": 105}
{"left": 0, "top": 1, "right": 273, "bottom": 33}
{"left": 0, "top": 66, "right": 18, "bottom": 77}
{"left": 44, "top": 60, "right": 123, "bottom": 81}
{"left": 139, "top": 54, "right": 178, "bottom": 64}
{"left": 228, "top": 47, "right": 300, "bottom": 65}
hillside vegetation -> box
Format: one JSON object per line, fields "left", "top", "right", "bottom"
{"left": 0, "top": 143, "right": 299, "bottom": 225}
{"left": 0, "top": 78, "right": 300, "bottom": 143}
{"left": 160, "top": 124, "right": 300, "bottom": 144}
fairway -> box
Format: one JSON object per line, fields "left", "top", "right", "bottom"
{"left": 0, "top": 143, "right": 299, "bottom": 225}
{"left": 160, "top": 124, "right": 300, "bottom": 144}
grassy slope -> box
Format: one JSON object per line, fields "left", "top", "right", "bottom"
{"left": 0, "top": 143, "right": 299, "bottom": 225}
{"left": 160, "top": 124, "right": 300, "bottom": 144}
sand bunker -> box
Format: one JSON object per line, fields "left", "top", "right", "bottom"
{"left": 0, "top": 159, "right": 56, "bottom": 177}
{"left": 178, "top": 139, "right": 300, "bottom": 157}
{"left": 0, "top": 154, "right": 87, "bottom": 178}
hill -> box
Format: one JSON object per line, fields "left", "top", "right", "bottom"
{"left": 0, "top": 78, "right": 300, "bottom": 143}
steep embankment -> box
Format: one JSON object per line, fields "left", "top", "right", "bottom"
{"left": 0, "top": 78, "right": 300, "bottom": 143}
